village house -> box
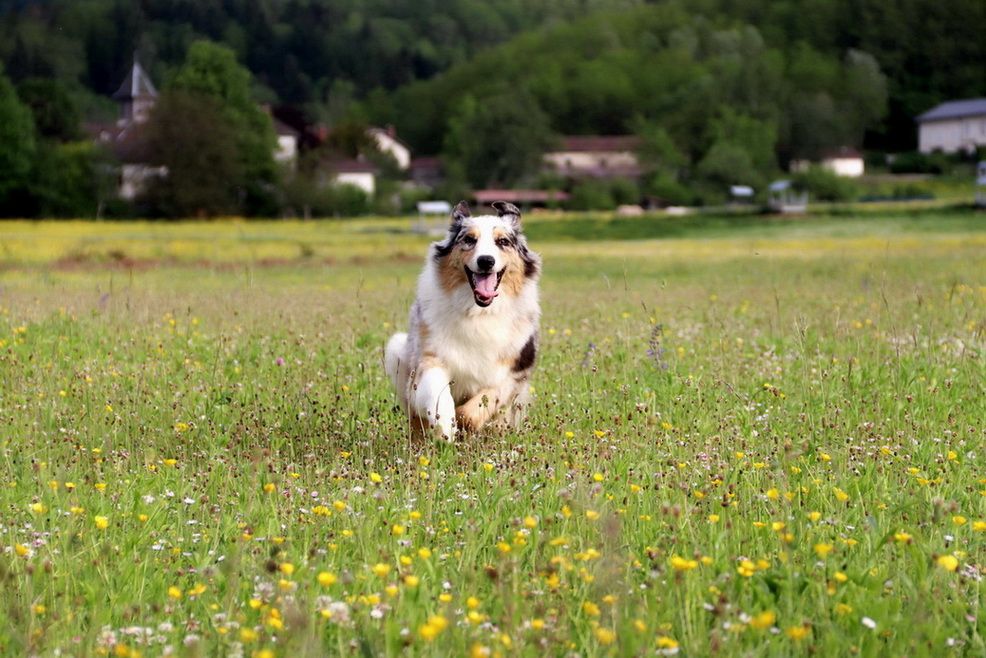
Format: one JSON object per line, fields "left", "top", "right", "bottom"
{"left": 916, "top": 98, "right": 986, "bottom": 154}
{"left": 368, "top": 126, "right": 411, "bottom": 171}
{"left": 543, "top": 135, "right": 642, "bottom": 180}
{"left": 791, "top": 147, "right": 865, "bottom": 177}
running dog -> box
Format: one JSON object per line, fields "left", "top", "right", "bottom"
{"left": 384, "top": 200, "right": 541, "bottom": 440}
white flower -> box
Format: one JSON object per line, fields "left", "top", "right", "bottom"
{"left": 862, "top": 616, "right": 877, "bottom": 629}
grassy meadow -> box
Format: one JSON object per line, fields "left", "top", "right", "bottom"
{"left": 0, "top": 210, "right": 984, "bottom": 657}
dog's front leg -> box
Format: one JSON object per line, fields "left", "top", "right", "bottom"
{"left": 413, "top": 366, "right": 456, "bottom": 440}
{"left": 456, "top": 387, "right": 505, "bottom": 433}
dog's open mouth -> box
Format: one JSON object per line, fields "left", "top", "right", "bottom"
{"left": 465, "top": 266, "right": 505, "bottom": 307}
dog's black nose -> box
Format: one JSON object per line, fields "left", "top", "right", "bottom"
{"left": 477, "top": 255, "right": 495, "bottom": 272}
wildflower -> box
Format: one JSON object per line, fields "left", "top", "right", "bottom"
{"left": 583, "top": 601, "right": 601, "bottom": 617}
{"left": 861, "top": 617, "right": 877, "bottom": 629}
{"left": 594, "top": 627, "right": 616, "bottom": 645}
{"left": 766, "top": 488, "right": 780, "bottom": 500}
{"left": 466, "top": 596, "right": 480, "bottom": 610}
{"left": 835, "top": 603, "right": 853, "bottom": 616}
{"left": 670, "top": 556, "right": 699, "bottom": 571}
{"left": 807, "top": 511, "right": 822, "bottom": 522}
{"left": 972, "top": 521, "right": 986, "bottom": 532}
{"left": 523, "top": 515, "right": 538, "bottom": 528}
{"left": 418, "top": 615, "right": 448, "bottom": 641}
{"left": 814, "top": 543, "right": 834, "bottom": 558}
{"left": 833, "top": 487, "right": 850, "bottom": 502}
{"left": 369, "top": 472, "right": 383, "bottom": 484}
{"left": 656, "top": 636, "right": 679, "bottom": 650}
{"left": 708, "top": 514, "right": 720, "bottom": 523}
{"left": 371, "top": 563, "right": 390, "bottom": 578}
{"left": 417, "top": 547, "right": 432, "bottom": 559}
{"left": 262, "top": 483, "right": 276, "bottom": 494}
{"left": 531, "top": 618, "right": 545, "bottom": 630}
{"left": 750, "top": 611, "right": 776, "bottom": 630}
{"left": 952, "top": 515, "right": 966, "bottom": 526}
{"left": 167, "top": 586, "right": 182, "bottom": 600}
{"left": 30, "top": 502, "right": 46, "bottom": 514}
{"left": 240, "top": 628, "right": 257, "bottom": 643}
{"left": 404, "top": 575, "right": 420, "bottom": 588}
{"left": 936, "top": 555, "right": 959, "bottom": 572}
{"left": 585, "top": 510, "right": 600, "bottom": 521}
{"left": 893, "top": 532, "right": 912, "bottom": 544}
{"left": 391, "top": 524, "right": 405, "bottom": 536}
{"left": 94, "top": 515, "right": 109, "bottom": 530}
{"left": 497, "top": 542, "right": 512, "bottom": 554}
{"left": 786, "top": 625, "right": 810, "bottom": 640}
{"left": 279, "top": 562, "right": 295, "bottom": 576}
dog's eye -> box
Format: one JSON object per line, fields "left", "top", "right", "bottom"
{"left": 461, "top": 235, "right": 477, "bottom": 246}
{"left": 495, "top": 237, "right": 511, "bottom": 248}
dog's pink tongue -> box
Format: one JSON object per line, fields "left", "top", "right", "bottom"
{"left": 473, "top": 272, "right": 498, "bottom": 299}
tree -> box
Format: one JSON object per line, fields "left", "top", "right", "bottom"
{"left": 443, "top": 89, "right": 555, "bottom": 189}
{"left": 141, "top": 90, "right": 242, "bottom": 218}
{"left": 171, "top": 40, "right": 277, "bottom": 214}
{"left": 0, "top": 66, "right": 36, "bottom": 215}
{"left": 16, "top": 78, "right": 81, "bottom": 142}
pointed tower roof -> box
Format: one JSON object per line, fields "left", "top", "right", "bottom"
{"left": 112, "top": 58, "right": 158, "bottom": 101}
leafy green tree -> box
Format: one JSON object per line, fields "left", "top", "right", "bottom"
{"left": 16, "top": 78, "right": 81, "bottom": 141}
{"left": 443, "top": 90, "right": 555, "bottom": 188}
{"left": 171, "top": 40, "right": 277, "bottom": 214}
{"left": 0, "top": 66, "right": 36, "bottom": 214}
{"left": 141, "top": 90, "right": 242, "bottom": 218}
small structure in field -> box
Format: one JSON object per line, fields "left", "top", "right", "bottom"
{"left": 976, "top": 161, "right": 986, "bottom": 208}
{"left": 472, "top": 189, "right": 569, "bottom": 209}
{"left": 767, "top": 180, "right": 808, "bottom": 214}
{"left": 415, "top": 200, "right": 452, "bottom": 235}
{"left": 729, "top": 185, "right": 755, "bottom": 204}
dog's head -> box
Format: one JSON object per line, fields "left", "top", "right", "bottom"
{"left": 432, "top": 200, "right": 540, "bottom": 307}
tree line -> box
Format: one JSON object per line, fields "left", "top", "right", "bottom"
{"left": 0, "top": 0, "right": 983, "bottom": 216}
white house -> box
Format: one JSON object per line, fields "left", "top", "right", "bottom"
{"left": 273, "top": 119, "right": 300, "bottom": 167}
{"left": 917, "top": 98, "right": 986, "bottom": 154}
{"left": 323, "top": 160, "right": 378, "bottom": 195}
{"left": 791, "top": 147, "right": 865, "bottom": 178}
{"left": 368, "top": 126, "right": 411, "bottom": 170}
{"left": 543, "top": 135, "right": 642, "bottom": 179}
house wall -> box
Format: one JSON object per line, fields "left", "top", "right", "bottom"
{"left": 120, "top": 164, "right": 167, "bottom": 200}
{"left": 823, "top": 157, "right": 864, "bottom": 177}
{"left": 333, "top": 172, "right": 375, "bottom": 195}
{"left": 544, "top": 150, "right": 638, "bottom": 173}
{"left": 275, "top": 135, "right": 298, "bottom": 165}
{"left": 919, "top": 116, "right": 986, "bottom": 153}
{"left": 371, "top": 131, "right": 411, "bottom": 170}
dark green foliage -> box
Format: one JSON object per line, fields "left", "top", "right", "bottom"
{"left": 791, "top": 166, "right": 859, "bottom": 202}
{"left": 16, "top": 78, "right": 81, "bottom": 141}
{"left": 141, "top": 90, "right": 243, "bottom": 218}
{"left": 28, "top": 141, "right": 113, "bottom": 217}
{"left": 0, "top": 65, "right": 36, "bottom": 214}
{"left": 442, "top": 90, "right": 556, "bottom": 188}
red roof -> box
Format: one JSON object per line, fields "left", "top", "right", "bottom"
{"left": 556, "top": 135, "right": 641, "bottom": 153}
{"left": 473, "top": 189, "right": 570, "bottom": 204}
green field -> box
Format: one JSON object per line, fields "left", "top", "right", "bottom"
{"left": 1, "top": 211, "right": 984, "bottom": 657}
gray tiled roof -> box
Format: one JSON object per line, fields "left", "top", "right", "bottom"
{"left": 112, "top": 60, "right": 158, "bottom": 101}
{"left": 917, "top": 98, "right": 986, "bottom": 122}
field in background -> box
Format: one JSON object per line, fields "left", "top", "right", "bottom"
{"left": 0, "top": 212, "right": 983, "bottom": 657}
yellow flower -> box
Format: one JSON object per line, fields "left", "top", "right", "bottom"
{"left": 582, "top": 601, "right": 600, "bottom": 617}
{"left": 466, "top": 596, "right": 480, "bottom": 610}
{"left": 814, "top": 543, "right": 834, "bottom": 558}
{"left": 391, "top": 524, "right": 405, "bottom": 536}
{"left": 936, "top": 554, "right": 959, "bottom": 572}
{"left": 670, "top": 555, "right": 699, "bottom": 571}
{"left": 766, "top": 488, "right": 779, "bottom": 500}
{"left": 240, "top": 628, "right": 258, "bottom": 643}
{"left": 371, "top": 563, "right": 390, "bottom": 578}
{"left": 523, "top": 515, "right": 538, "bottom": 528}
{"left": 187, "top": 583, "right": 207, "bottom": 596}
{"left": 786, "top": 625, "right": 810, "bottom": 640}
{"left": 952, "top": 515, "right": 967, "bottom": 526}
{"left": 369, "top": 472, "right": 383, "bottom": 484}
{"left": 14, "top": 544, "right": 29, "bottom": 557}
{"left": 807, "top": 511, "right": 822, "bottom": 522}
{"left": 404, "top": 575, "right": 420, "bottom": 588}
{"left": 279, "top": 562, "right": 295, "bottom": 576}
{"left": 656, "top": 636, "right": 679, "bottom": 650}
{"left": 497, "top": 541, "right": 512, "bottom": 553}
{"left": 167, "top": 586, "right": 182, "bottom": 600}
{"left": 94, "top": 515, "right": 109, "bottom": 530}
{"left": 708, "top": 514, "right": 720, "bottom": 523}
{"left": 833, "top": 487, "right": 849, "bottom": 502}
{"left": 317, "top": 571, "right": 337, "bottom": 587}
{"left": 585, "top": 510, "right": 600, "bottom": 521}
{"left": 972, "top": 521, "right": 986, "bottom": 532}
{"left": 893, "top": 531, "right": 912, "bottom": 544}
{"left": 531, "top": 618, "right": 545, "bottom": 630}
{"left": 30, "top": 502, "right": 46, "bottom": 514}
{"left": 417, "top": 547, "right": 432, "bottom": 559}
{"left": 835, "top": 603, "right": 853, "bottom": 616}
{"left": 262, "top": 483, "right": 276, "bottom": 494}
{"left": 750, "top": 611, "right": 776, "bottom": 630}
{"left": 594, "top": 627, "right": 616, "bottom": 645}
{"left": 332, "top": 500, "right": 347, "bottom": 511}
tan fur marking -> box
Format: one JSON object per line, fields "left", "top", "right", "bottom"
{"left": 437, "top": 245, "right": 468, "bottom": 293}
{"left": 455, "top": 388, "right": 503, "bottom": 432}
{"left": 499, "top": 248, "right": 528, "bottom": 297}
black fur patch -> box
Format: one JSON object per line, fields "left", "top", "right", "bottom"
{"left": 513, "top": 333, "right": 538, "bottom": 372}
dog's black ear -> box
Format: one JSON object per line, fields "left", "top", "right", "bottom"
{"left": 452, "top": 200, "right": 471, "bottom": 223}
{"left": 492, "top": 201, "right": 521, "bottom": 227}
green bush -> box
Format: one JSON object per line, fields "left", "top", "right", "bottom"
{"left": 792, "top": 166, "right": 858, "bottom": 201}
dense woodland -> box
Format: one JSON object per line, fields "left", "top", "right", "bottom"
{"left": 0, "top": 0, "right": 983, "bottom": 217}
